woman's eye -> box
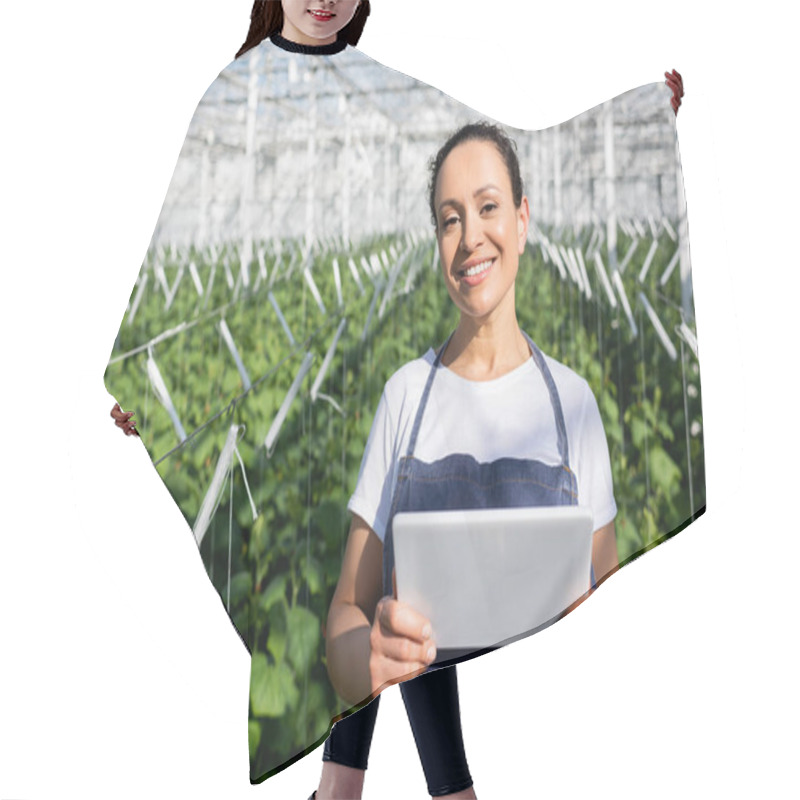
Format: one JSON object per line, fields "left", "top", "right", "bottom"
{"left": 482, "top": 203, "right": 497, "bottom": 214}
{"left": 443, "top": 216, "right": 458, "bottom": 229}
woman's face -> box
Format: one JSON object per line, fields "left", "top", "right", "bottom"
{"left": 434, "top": 140, "right": 529, "bottom": 325}
{"left": 281, "top": 0, "right": 361, "bottom": 46}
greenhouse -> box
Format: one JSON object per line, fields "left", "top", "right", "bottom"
{"left": 105, "top": 41, "right": 704, "bottom": 780}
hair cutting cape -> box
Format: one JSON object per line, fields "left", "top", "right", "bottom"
{"left": 104, "top": 36, "right": 705, "bottom": 782}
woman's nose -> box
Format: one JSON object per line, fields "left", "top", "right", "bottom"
{"left": 460, "top": 211, "right": 484, "bottom": 252}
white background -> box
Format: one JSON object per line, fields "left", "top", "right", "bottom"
{"left": 1, "top": 1, "right": 797, "bottom": 798}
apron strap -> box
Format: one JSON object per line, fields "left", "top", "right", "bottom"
{"left": 405, "top": 330, "right": 571, "bottom": 470}
{"left": 520, "top": 331, "right": 571, "bottom": 470}
{"left": 405, "top": 330, "right": 454, "bottom": 458}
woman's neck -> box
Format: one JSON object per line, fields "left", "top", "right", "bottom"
{"left": 441, "top": 296, "right": 531, "bottom": 382}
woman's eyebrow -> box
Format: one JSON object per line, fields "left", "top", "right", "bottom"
{"left": 437, "top": 184, "right": 502, "bottom": 214}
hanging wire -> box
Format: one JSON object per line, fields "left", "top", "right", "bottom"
{"left": 638, "top": 304, "right": 651, "bottom": 505}
{"left": 228, "top": 440, "right": 234, "bottom": 612}
{"left": 679, "top": 336, "right": 695, "bottom": 514}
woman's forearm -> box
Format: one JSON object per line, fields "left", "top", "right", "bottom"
{"left": 325, "top": 600, "right": 374, "bottom": 706}
{"left": 591, "top": 521, "right": 619, "bottom": 587}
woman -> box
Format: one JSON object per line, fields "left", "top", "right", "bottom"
{"left": 316, "top": 122, "right": 620, "bottom": 799}
{"left": 105, "top": 4, "right": 683, "bottom": 794}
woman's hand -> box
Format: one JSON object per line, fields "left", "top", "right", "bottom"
{"left": 368, "top": 581, "right": 437, "bottom": 694}
{"left": 325, "top": 518, "right": 436, "bottom": 704}
{"left": 665, "top": 68, "right": 684, "bottom": 116}
{"left": 110, "top": 402, "right": 139, "bottom": 436}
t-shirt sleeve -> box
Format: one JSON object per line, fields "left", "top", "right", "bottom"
{"left": 573, "top": 384, "right": 617, "bottom": 530}
{"left": 347, "top": 389, "right": 400, "bottom": 543}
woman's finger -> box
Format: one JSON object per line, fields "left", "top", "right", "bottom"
{"left": 664, "top": 70, "right": 684, "bottom": 95}
{"left": 668, "top": 69, "right": 684, "bottom": 97}
{"left": 373, "top": 628, "right": 436, "bottom": 666}
{"left": 111, "top": 404, "right": 135, "bottom": 423}
{"left": 111, "top": 403, "right": 139, "bottom": 436}
{"left": 376, "top": 596, "right": 431, "bottom": 642}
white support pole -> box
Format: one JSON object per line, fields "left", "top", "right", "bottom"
{"left": 603, "top": 100, "right": 618, "bottom": 272}
{"left": 311, "top": 318, "right": 348, "bottom": 411}
{"left": 548, "top": 241, "right": 567, "bottom": 281}
{"left": 332, "top": 257, "right": 343, "bottom": 308}
{"left": 638, "top": 239, "right": 660, "bottom": 283}
{"left": 574, "top": 248, "right": 592, "bottom": 300}
{"left": 612, "top": 271, "right": 638, "bottom": 337}
{"left": 189, "top": 261, "right": 204, "bottom": 296}
{"left": 659, "top": 247, "right": 681, "bottom": 287}
{"left": 618, "top": 238, "right": 640, "bottom": 274}
{"left": 193, "top": 424, "right": 241, "bottom": 547}
{"left": 593, "top": 252, "right": 617, "bottom": 309}
{"left": 347, "top": 257, "right": 365, "bottom": 295}
{"left": 164, "top": 264, "right": 185, "bottom": 311}
{"left": 304, "top": 266, "right": 327, "bottom": 315}
{"left": 264, "top": 352, "right": 315, "bottom": 456}
{"left": 676, "top": 321, "right": 699, "bottom": 360}
{"left": 638, "top": 292, "right": 677, "bottom": 360}
{"left": 219, "top": 319, "right": 252, "bottom": 391}
{"left": 268, "top": 291, "right": 295, "bottom": 347}
{"left": 146, "top": 348, "right": 187, "bottom": 443}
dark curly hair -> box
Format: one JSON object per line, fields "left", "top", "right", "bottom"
{"left": 428, "top": 122, "right": 524, "bottom": 230}
{"left": 236, "top": 1, "right": 371, "bottom": 59}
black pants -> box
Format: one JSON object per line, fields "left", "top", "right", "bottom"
{"left": 323, "top": 665, "right": 473, "bottom": 797}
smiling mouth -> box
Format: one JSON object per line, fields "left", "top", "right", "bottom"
{"left": 458, "top": 258, "right": 495, "bottom": 278}
{"left": 308, "top": 9, "right": 335, "bottom": 21}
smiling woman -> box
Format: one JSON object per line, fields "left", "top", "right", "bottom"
{"left": 237, "top": 0, "right": 370, "bottom": 57}
{"left": 321, "top": 122, "right": 620, "bottom": 800}
{"left": 282, "top": 0, "right": 363, "bottom": 46}
{"left": 433, "top": 133, "right": 531, "bottom": 352}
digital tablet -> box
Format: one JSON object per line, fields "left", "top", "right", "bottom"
{"left": 393, "top": 506, "right": 594, "bottom": 654}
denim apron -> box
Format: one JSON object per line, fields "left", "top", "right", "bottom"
{"left": 382, "top": 330, "right": 591, "bottom": 664}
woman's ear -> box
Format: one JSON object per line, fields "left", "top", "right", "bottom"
{"left": 517, "top": 196, "right": 530, "bottom": 253}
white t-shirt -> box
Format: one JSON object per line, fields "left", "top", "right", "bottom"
{"left": 347, "top": 347, "right": 617, "bottom": 542}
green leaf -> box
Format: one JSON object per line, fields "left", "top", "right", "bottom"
{"left": 650, "top": 446, "right": 681, "bottom": 494}
{"left": 266, "top": 614, "right": 288, "bottom": 665}
{"left": 250, "top": 513, "right": 268, "bottom": 557}
{"left": 250, "top": 654, "right": 299, "bottom": 718}
{"left": 304, "top": 557, "right": 323, "bottom": 596}
{"left": 229, "top": 571, "right": 253, "bottom": 608}
{"left": 248, "top": 720, "right": 262, "bottom": 761}
{"left": 260, "top": 574, "right": 287, "bottom": 614}
{"left": 286, "top": 605, "right": 320, "bottom": 673}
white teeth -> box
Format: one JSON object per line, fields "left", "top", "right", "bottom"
{"left": 463, "top": 259, "right": 493, "bottom": 277}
